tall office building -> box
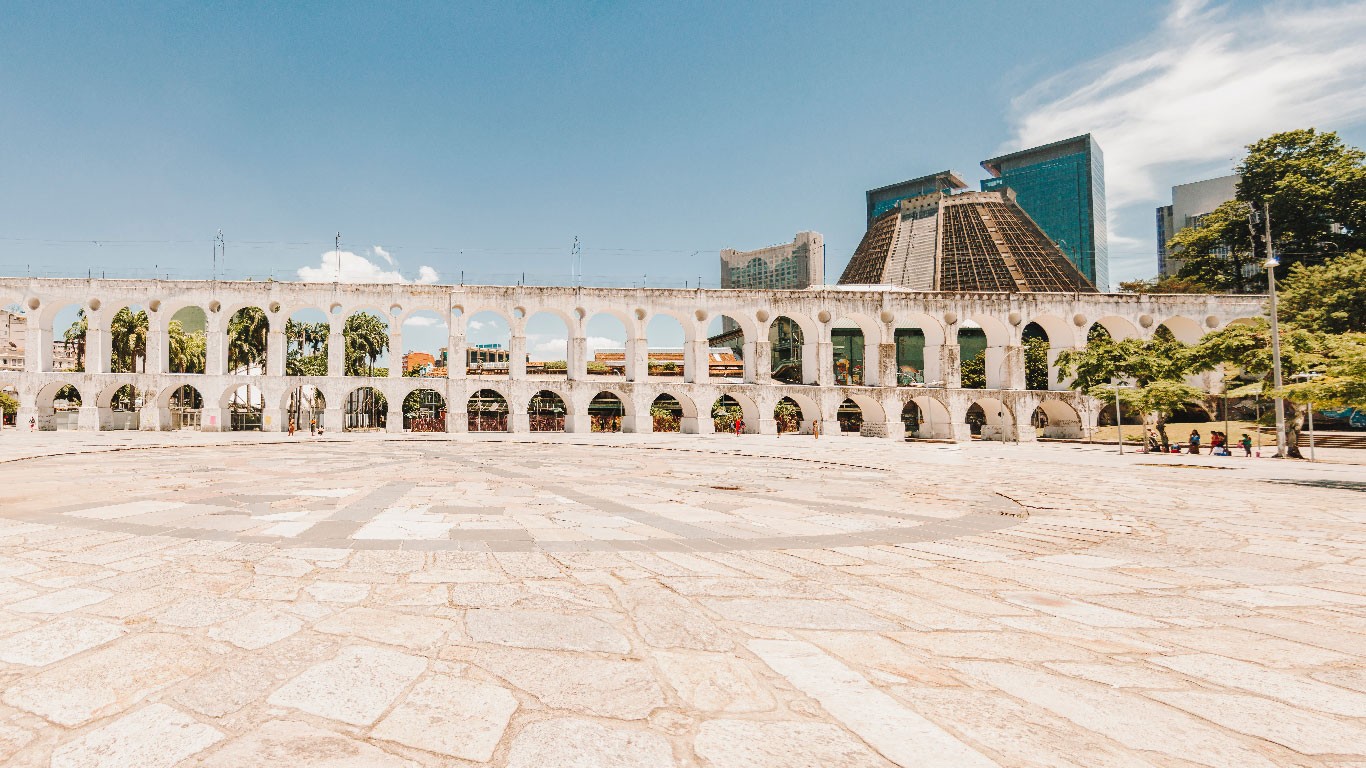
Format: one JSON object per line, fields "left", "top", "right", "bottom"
{"left": 719, "top": 231, "right": 824, "bottom": 290}
{"left": 980, "top": 134, "right": 1108, "bottom": 290}
{"left": 1156, "top": 174, "right": 1239, "bottom": 276}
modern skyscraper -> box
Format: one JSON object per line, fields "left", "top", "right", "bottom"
{"left": 980, "top": 134, "right": 1107, "bottom": 290}
{"left": 719, "top": 231, "right": 824, "bottom": 290}
{"left": 1156, "top": 174, "right": 1240, "bottom": 276}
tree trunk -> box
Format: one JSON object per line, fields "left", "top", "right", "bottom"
{"left": 1284, "top": 401, "right": 1304, "bottom": 459}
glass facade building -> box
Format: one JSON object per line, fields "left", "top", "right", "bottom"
{"left": 980, "top": 135, "right": 1108, "bottom": 290}
{"left": 866, "top": 171, "right": 967, "bottom": 228}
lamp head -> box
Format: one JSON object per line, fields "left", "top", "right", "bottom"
{"left": 1264, "top": 258, "right": 1279, "bottom": 269}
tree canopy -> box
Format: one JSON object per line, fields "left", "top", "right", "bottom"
{"left": 1276, "top": 250, "right": 1366, "bottom": 334}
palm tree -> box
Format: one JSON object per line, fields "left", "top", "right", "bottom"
{"left": 227, "top": 307, "right": 269, "bottom": 373}
{"left": 343, "top": 313, "right": 389, "bottom": 377}
{"left": 110, "top": 307, "right": 148, "bottom": 373}
{"left": 64, "top": 310, "right": 88, "bottom": 371}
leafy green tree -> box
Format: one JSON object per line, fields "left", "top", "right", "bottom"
{"left": 1281, "top": 333, "right": 1366, "bottom": 409}
{"left": 1054, "top": 332, "right": 1200, "bottom": 448}
{"left": 343, "top": 313, "right": 389, "bottom": 377}
{"left": 110, "top": 307, "right": 148, "bottom": 373}
{"left": 227, "top": 307, "right": 269, "bottom": 373}
{"left": 1172, "top": 129, "right": 1366, "bottom": 291}
{"left": 959, "top": 351, "right": 985, "bottom": 389}
{"left": 1277, "top": 250, "right": 1366, "bottom": 334}
{"left": 1116, "top": 275, "right": 1213, "bottom": 294}
{"left": 167, "top": 320, "right": 206, "bottom": 374}
{"left": 64, "top": 310, "right": 88, "bottom": 371}
{"left": 0, "top": 390, "right": 17, "bottom": 418}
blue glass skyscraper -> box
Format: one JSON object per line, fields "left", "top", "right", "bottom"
{"left": 980, "top": 134, "right": 1108, "bottom": 290}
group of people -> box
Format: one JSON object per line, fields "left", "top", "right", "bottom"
{"left": 1144, "top": 429, "right": 1255, "bottom": 456}
{"left": 287, "top": 418, "right": 322, "bottom": 437}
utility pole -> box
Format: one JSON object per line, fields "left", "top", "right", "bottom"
{"left": 1114, "top": 378, "right": 1124, "bottom": 455}
{"left": 1263, "top": 201, "right": 1287, "bottom": 458}
{"left": 214, "top": 229, "right": 224, "bottom": 281}
{"left": 571, "top": 236, "right": 581, "bottom": 287}
{"left": 335, "top": 233, "right": 342, "bottom": 283}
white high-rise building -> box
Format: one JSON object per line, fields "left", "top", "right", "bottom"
{"left": 1156, "top": 174, "right": 1240, "bottom": 276}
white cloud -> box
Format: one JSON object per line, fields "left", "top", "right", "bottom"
{"left": 296, "top": 248, "right": 440, "bottom": 284}
{"left": 526, "top": 335, "right": 621, "bottom": 361}
{"left": 467, "top": 319, "right": 486, "bottom": 331}
{"left": 402, "top": 315, "right": 439, "bottom": 327}
{"left": 1005, "top": 0, "right": 1366, "bottom": 281}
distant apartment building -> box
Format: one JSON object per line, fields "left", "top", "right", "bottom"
{"left": 981, "top": 134, "right": 1108, "bottom": 290}
{"left": 1156, "top": 174, "right": 1240, "bottom": 276}
{"left": 402, "top": 351, "right": 436, "bottom": 375}
{"left": 0, "top": 309, "right": 79, "bottom": 371}
{"left": 719, "top": 231, "right": 824, "bottom": 290}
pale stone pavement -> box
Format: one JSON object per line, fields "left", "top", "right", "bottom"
{"left": 0, "top": 429, "right": 1362, "bottom": 766}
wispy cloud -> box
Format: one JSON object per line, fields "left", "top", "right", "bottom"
{"left": 527, "top": 335, "right": 621, "bottom": 361}
{"left": 296, "top": 246, "right": 440, "bottom": 284}
{"left": 1005, "top": 0, "right": 1366, "bottom": 280}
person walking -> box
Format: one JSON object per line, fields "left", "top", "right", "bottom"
{"left": 1241, "top": 433, "right": 1253, "bottom": 457}
{"left": 309, "top": 418, "right": 316, "bottom": 436}
{"left": 288, "top": 418, "right": 296, "bottom": 437}
{"left": 812, "top": 419, "right": 820, "bottom": 440}
{"left": 733, "top": 417, "right": 743, "bottom": 437}
{"left": 1188, "top": 429, "right": 1200, "bottom": 455}
{"left": 28, "top": 417, "right": 35, "bottom": 432}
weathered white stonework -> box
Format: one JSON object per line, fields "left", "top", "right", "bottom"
{"left": 2, "top": 278, "right": 1264, "bottom": 440}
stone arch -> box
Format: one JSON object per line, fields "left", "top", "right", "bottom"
{"left": 775, "top": 390, "right": 820, "bottom": 434}
{"left": 226, "top": 305, "right": 270, "bottom": 376}
{"left": 1090, "top": 315, "right": 1140, "bottom": 341}
{"left": 960, "top": 315, "right": 1011, "bottom": 389}
{"left": 1033, "top": 398, "right": 1084, "bottom": 439}
{"left": 523, "top": 311, "right": 572, "bottom": 378}
{"left": 340, "top": 386, "right": 387, "bottom": 431}
{"left": 219, "top": 380, "right": 267, "bottom": 431}
{"left": 644, "top": 314, "right": 688, "bottom": 379}
{"left": 589, "top": 390, "right": 626, "bottom": 433}
{"left": 773, "top": 395, "right": 805, "bottom": 434}
{"left": 43, "top": 302, "right": 88, "bottom": 372}
{"left": 342, "top": 309, "right": 391, "bottom": 377}
{"left": 94, "top": 382, "right": 142, "bottom": 431}
{"left": 467, "top": 387, "right": 509, "bottom": 432}
{"left": 828, "top": 312, "right": 881, "bottom": 386}
{"left": 705, "top": 313, "right": 750, "bottom": 383}
{"left": 767, "top": 314, "right": 816, "bottom": 384}
{"left": 655, "top": 390, "right": 702, "bottom": 433}
{"left": 162, "top": 304, "right": 209, "bottom": 375}
{"left": 402, "top": 388, "right": 447, "bottom": 432}
{"left": 902, "top": 395, "right": 953, "bottom": 440}
{"left": 1156, "top": 315, "right": 1204, "bottom": 344}
{"left": 398, "top": 309, "right": 449, "bottom": 378}
{"left": 967, "top": 397, "right": 1014, "bottom": 441}
{"left": 711, "top": 392, "right": 759, "bottom": 434}
{"left": 528, "top": 389, "right": 567, "bottom": 432}
{"left": 157, "top": 382, "right": 206, "bottom": 430}
{"left": 582, "top": 312, "right": 630, "bottom": 378}
{"left": 888, "top": 311, "right": 946, "bottom": 386}
{"left": 1020, "top": 321, "right": 1051, "bottom": 391}
{"left": 281, "top": 383, "right": 327, "bottom": 432}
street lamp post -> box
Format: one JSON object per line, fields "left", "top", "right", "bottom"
{"left": 1113, "top": 378, "right": 1124, "bottom": 455}
{"left": 1263, "top": 202, "right": 1288, "bottom": 457}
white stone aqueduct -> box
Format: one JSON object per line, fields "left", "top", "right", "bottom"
{"left": 2, "top": 279, "right": 1265, "bottom": 441}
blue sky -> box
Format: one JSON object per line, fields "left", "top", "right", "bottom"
{"left": 5, "top": 1, "right": 1366, "bottom": 358}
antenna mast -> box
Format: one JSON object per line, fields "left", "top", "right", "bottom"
{"left": 571, "top": 236, "right": 581, "bottom": 286}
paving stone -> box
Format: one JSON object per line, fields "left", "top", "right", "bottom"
{"left": 304, "top": 581, "right": 372, "bottom": 603}
{"left": 890, "top": 630, "right": 1093, "bottom": 661}
{"left": 155, "top": 595, "right": 253, "bottom": 628}
{"left": 268, "top": 645, "right": 427, "bottom": 726}
{"left": 465, "top": 608, "right": 631, "bottom": 653}
{"left": 999, "top": 592, "right": 1165, "bottom": 628}
{"left": 372, "top": 674, "right": 517, "bottom": 761}
{"left": 6, "top": 587, "right": 111, "bottom": 614}
{"left": 701, "top": 598, "right": 896, "bottom": 631}
{"left": 612, "top": 581, "right": 733, "bottom": 651}
{"left": 472, "top": 648, "right": 665, "bottom": 719}
{"left": 1148, "top": 690, "right": 1366, "bottom": 755}
{"left": 750, "top": 639, "right": 998, "bottom": 767}
{"left": 653, "top": 650, "right": 775, "bottom": 712}
{"left": 506, "top": 718, "right": 676, "bottom": 768}
{"left": 2, "top": 632, "right": 208, "bottom": 726}
{"left": 694, "top": 720, "right": 892, "bottom": 768}
{"left": 207, "top": 608, "right": 303, "bottom": 650}
{"left": 172, "top": 655, "right": 283, "bottom": 718}
{"left": 49, "top": 703, "right": 222, "bottom": 768}
{"left": 1148, "top": 652, "right": 1366, "bottom": 716}
{"left": 954, "top": 661, "right": 1281, "bottom": 768}
{"left": 313, "top": 606, "right": 457, "bottom": 649}
{"left": 0, "top": 615, "right": 125, "bottom": 666}
{"left": 199, "top": 719, "right": 419, "bottom": 767}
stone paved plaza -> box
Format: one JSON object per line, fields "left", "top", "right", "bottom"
{"left": 0, "top": 430, "right": 1362, "bottom": 766}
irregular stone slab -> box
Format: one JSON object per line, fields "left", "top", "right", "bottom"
{"left": 3, "top": 632, "right": 207, "bottom": 726}
{"left": 155, "top": 595, "right": 253, "bottom": 628}
{"left": 612, "top": 581, "right": 733, "bottom": 651}
{"left": 7, "top": 587, "right": 111, "bottom": 614}
{"left": 314, "top": 607, "right": 457, "bottom": 650}
{"left": 1149, "top": 653, "right": 1366, "bottom": 717}
{"left": 702, "top": 598, "right": 895, "bottom": 631}
{"left": 268, "top": 645, "right": 427, "bottom": 726}
{"left": 207, "top": 608, "right": 303, "bottom": 650}
{"left": 472, "top": 648, "right": 664, "bottom": 719}
{"left": 653, "top": 650, "right": 775, "bottom": 713}
{"left": 0, "top": 615, "right": 125, "bottom": 666}
{"left": 749, "top": 640, "right": 997, "bottom": 767}
{"left": 173, "top": 654, "right": 282, "bottom": 718}
{"left": 506, "top": 718, "right": 675, "bottom": 768}
{"left": 891, "top": 686, "right": 1159, "bottom": 768}
{"left": 954, "top": 661, "right": 1280, "bottom": 768}
{"left": 200, "top": 719, "right": 419, "bottom": 768}
{"left": 466, "top": 608, "right": 631, "bottom": 653}
{"left": 49, "top": 703, "right": 222, "bottom": 768}
{"left": 891, "top": 630, "right": 1093, "bottom": 662}
{"left": 999, "top": 592, "right": 1164, "bottom": 628}
{"left": 694, "top": 720, "right": 890, "bottom": 768}
{"left": 305, "top": 581, "right": 372, "bottom": 603}
{"left": 1148, "top": 690, "right": 1366, "bottom": 755}
{"left": 372, "top": 674, "right": 517, "bottom": 761}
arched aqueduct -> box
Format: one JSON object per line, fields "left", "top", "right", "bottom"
{"left": 2, "top": 278, "right": 1265, "bottom": 441}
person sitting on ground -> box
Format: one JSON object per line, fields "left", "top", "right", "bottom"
{"left": 1188, "top": 430, "right": 1201, "bottom": 454}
